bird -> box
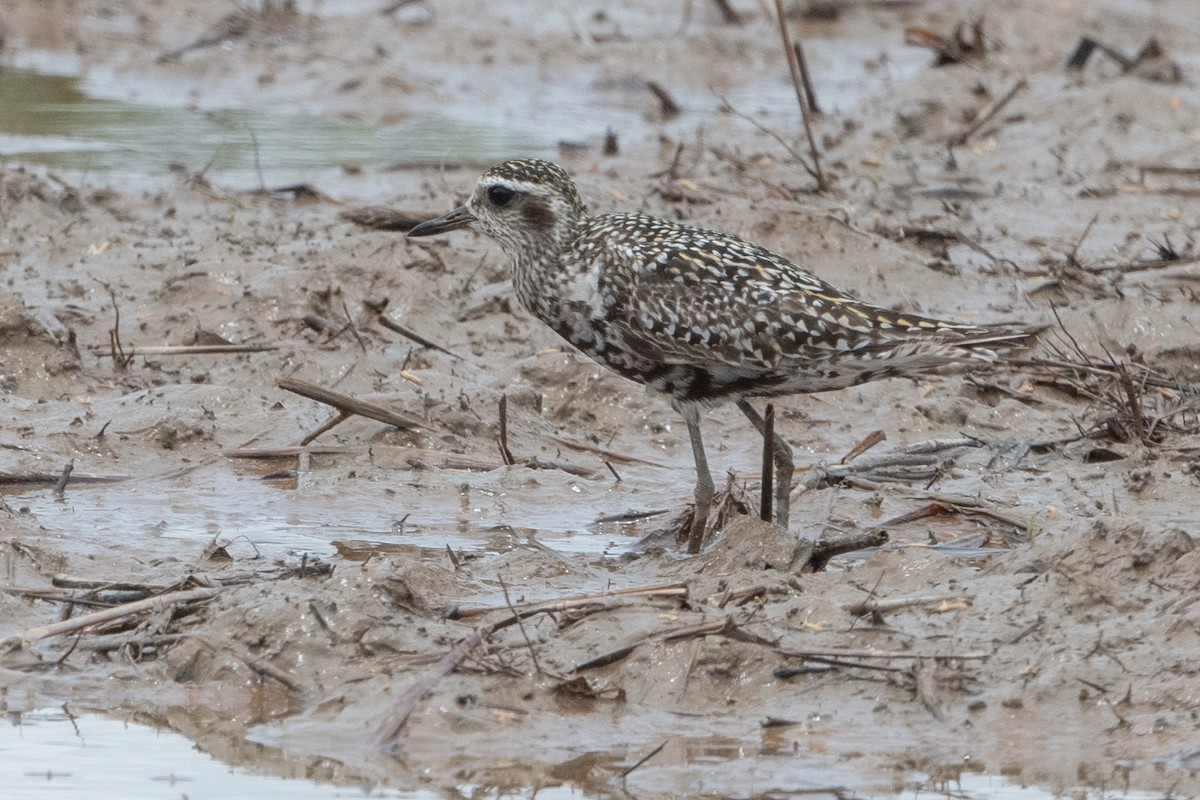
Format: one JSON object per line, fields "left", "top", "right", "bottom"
{"left": 407, "top": 159, "right": 1028, "bottom": 552}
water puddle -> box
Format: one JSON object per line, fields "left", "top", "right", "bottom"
{"left": 0, "top": 707, "right": 437, "bottom": 800}
{"left": 0, "top": 68, "right": 556, "bottom": 176}
{"left": 0, "top": 31, "right": 928, "bottom": 182}
{"left": 2, "top": 707, "right": 1179, "bottom": 800}
{"left": 5, "top": 457, "right": 664, "bottom": 562}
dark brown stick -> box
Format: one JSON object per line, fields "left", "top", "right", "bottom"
{"left": 840, "top": 430, "right": 887, "bottom": 464}
{"left": 51, "top": 460, "right": 74, "bottom": 497}
{"left": 808, "top": 530, "right": 888, "bottom": 571}
{"left": 791, "top": 42, "right": 821, "bottom": 114}
{"left": 645, "top": 81, "right": 681, "bottom": 118}
{"left": 498, "top": 394, "right": 515, "bottom": 466}
{"left": 760, "top": 403, "right": 774, "bottom": 522}
{"left": 277, "top": 377, "right": 425, "bottom": 433}
{"left": 0, "top": 472, "right": 130, "bottom": 486}
{"left": 573, "top": 644, "right": 638, "bottom": 672}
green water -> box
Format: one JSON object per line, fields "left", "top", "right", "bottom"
{"left": 0, "top": 68, "right": 554, "bottom": 174}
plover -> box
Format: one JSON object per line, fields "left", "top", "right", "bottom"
{"left": 408, "top": 159, "right": 1027, "bottom": 552}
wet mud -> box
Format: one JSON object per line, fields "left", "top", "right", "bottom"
{"left": 1, "top": 0, "right": 1199, "bottom": 797}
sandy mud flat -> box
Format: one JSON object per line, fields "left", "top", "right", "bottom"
{"left": 1, "top": 1, "right": 1199, "bottom": 797}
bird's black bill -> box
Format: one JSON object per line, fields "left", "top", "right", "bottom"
{"left": 407, "top": 206, "right": 475, "bottom": 237}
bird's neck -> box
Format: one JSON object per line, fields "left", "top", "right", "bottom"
{"left": 508, "top": 217, "right": 581, "bottom": 315}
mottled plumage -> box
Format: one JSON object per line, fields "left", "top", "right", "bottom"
{"left": 409, "top": 159, "right": 1027, "bottom": 550}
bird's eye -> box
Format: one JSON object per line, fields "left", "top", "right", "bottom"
{"left": 487, "top": 185, "right": 516, "bottom": 207}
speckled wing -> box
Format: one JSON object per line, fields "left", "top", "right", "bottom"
{"left": 598, "top": 224, "right": 901, "bottom": 367}
{"left": 591, "top": 214, "right": 1026, "bottom": 388}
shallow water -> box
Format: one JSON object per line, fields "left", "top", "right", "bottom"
{"left": 1, "top": 707, "right": 441, "bottom": 800}
{"left": 0, "top": 28, "right": 927, "bottom": 182}
{"left": 0, "top": 68, "right": 557, "bottom": 175}
{"left": 6, "top": 456, "right": 666, "bottom": 562}
{"left": 2, "top": 707, "right": 1176, "bottom": 800}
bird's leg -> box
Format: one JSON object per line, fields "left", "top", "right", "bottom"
{"left": 736, "top": 399, "right": 794, "bottom": 529}
{"left": 677, "top": 402, "right": 714, "bottom": 554}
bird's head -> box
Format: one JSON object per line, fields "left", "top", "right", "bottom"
{"left": 407, "top": 159, "right": 587, "bottom": 261}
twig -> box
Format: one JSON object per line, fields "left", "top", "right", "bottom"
{"left": 840, "top": 430, "right": 886, "bottom": 464}
{"left": 645, "top": 81, "right": 682, "bottom": 118}
{"left": 50, "top": 563, "right": 329, "bottom": 590}
{"left": 573, "top": 644, "right": 639, "bottom": 672}
{"left": 760, "top": 403, "right": 774, "bottom": 522}
{"left": 662, "top": 616, "right": 777, "bottom": 647}
{"left": 249, "top": 128, "right": 266, "bottom": 193}
{"left": 808, "top": 530, "right": 888, "bottom": 570}
{"left": 498, "top": 573, "right": 543, "bottom": 676}
{"left": 777, "top": 646, "right": 989, "bottom": 660}
{"left": 86, "top": 344, "right": 277, "bottom": 356}
{"left": 843, "top": 593, "right": 971, "bottom": 617}
{"left": 1006, "top": 615, "right": 1044, "bottom": 645}
{"left": 194, "top": 633, "right": 302, "bottom": 692}
{"left": 594, "top": 508, "right": 670, "bottom": 524}
{"left": 879, "top": 496, "right": 1028, "bottom": 536}
{"left": 1067, "top": 213, "right": 1099, "bottom": 268}
{"left": 374, "top": 624, "right": 491, "bottom": 749}
{"left": 0, "top": 472, "right": 105, "bottom": 487}
{"left": 52, "top": 460, "right": 74, "bottom": 497}
{"left": 448, "top": 582, "right": 689, "bottom": 621}
{"left": 950, "top": 77, "right": 1028, "bottom": 146}
{"left": 1082, "top": 255, "right": 1200, "bottom": 275}
{"left": 1115, "top": 362, "right": 1148, "bottom": 443}
{"left": 376, "top": 314, "right": 462, "bottom": 360}
{"left": 791, "top": 42, "right": 821, "bottom": 114}
{"left": 95, "top": 279, "right": 128, "bottom": 367}
{"left": 622, "top": 740, "right": 668, "bottom": 778}
{"left": 548, "top": 435, "right": 668, "bottom": 467}
{"left": 277, "top": 377, "right": 426, "bottom": 436}
{"left": 772, "top": 0, "right": 827, "bottom": 191}
{"left": 1014, "top": 356, "right": 1190, "bottom": 393}
{"left": 716, "top": 94, "right": 810, "bottom": 171}
{"left": 340, "top": 299, "right": 368, "bottom": 353}
{"left": 1065, "top": 35, "right": 1133, "bottom": 70}
{"left": 223, "top": 445, "right": 355, "bottom": 459}
{"left": 376, "top": 445, "right": 508, "bottom": 472}
{"left": 1, "top": 587, "right": 222, "bottom": 651}
{"left": 498, "top": 394, "right": 516, "bottom": 466}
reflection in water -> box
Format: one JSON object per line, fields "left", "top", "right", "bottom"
{"left": 1, "top": 709, "right": 1174, "bottom": 800}
{"left": 0, "top": 708, "right": 425, "bottom": 800}
{"left": 10, "top": 460, "right": 646, "bottom": 562}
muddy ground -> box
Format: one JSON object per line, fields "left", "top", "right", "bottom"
{"left": 2, "top": 0, "right": 1200, "bottom": 797}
